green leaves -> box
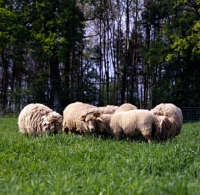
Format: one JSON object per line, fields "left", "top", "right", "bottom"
{"left": 0, "top": 7, "right": 27, "bottom": 51}
{"left": 30, "top": 1, "right": 84, "bottom": 58}
{"left": 141, "top": 0, "right": 200, "bottom": 106}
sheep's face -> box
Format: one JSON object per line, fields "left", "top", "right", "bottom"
{"left": 95, "top": 114, "right": 113, "bottom": 135}
{"left": 96, "top": 116, "right": 108, "bottom": 133}
{"left": 155, "top": 115, "right": 171, "bottom": 137}
{"left": 81, "top": 114, "right": 96, "bottom": 133}
{"left": 40, "top": 117, "right": 51, "bottom": 133}
{"left": 81, "top": 112, "right": 100, "bottom": 133}
{"left": 49, "top": 117, "right": 63, "bottom": 134}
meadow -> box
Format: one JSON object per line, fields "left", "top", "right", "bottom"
{"left": 0, "top": 117, "right": 200, "bottom": 195}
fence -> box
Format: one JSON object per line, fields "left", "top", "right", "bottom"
{"left": 180, "top": 107, "right": 200, "bottom": 123}
{"left": 0, "top": 104, "right": 200, "bottom": 123}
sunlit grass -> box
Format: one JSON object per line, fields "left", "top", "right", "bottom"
{"left": 0, "top": 117, "right": 200, "bottom": 194}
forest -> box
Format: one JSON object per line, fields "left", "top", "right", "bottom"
{"left": 0, "top": 0, "right": 200, "bottom": 113}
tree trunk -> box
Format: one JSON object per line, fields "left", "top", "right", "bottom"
{"left": 121, "top": 0, "right": 130, "bottom": 104}
{"left": 49, "top": 56, "right": 62, "bottom": 113}
{"left": 0, "top": 50, "right": 8, "bottom": 109}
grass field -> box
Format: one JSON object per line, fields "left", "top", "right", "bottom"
{"left": 0, "top": 117, "right": 200, "bottom": 195}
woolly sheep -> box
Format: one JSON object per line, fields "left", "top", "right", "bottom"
{"left": 94, "top": 114, "right": 114, "bottom": 138}
{"left": 62, "top": 102, "right": 101, "bottom": 135}
{"left": 114, "top": 103, "right": 137, "bottom": 113}
{"left": 18, "top": 103, "right": 63, "bottom": 136}
{"left": 150, "top": 103, "right": 183, "bottom": 140}
{"left": 98, "top": 105, "right": 119, "bottom": 114}
{"left": 96, "top": 109, "right": 160, "bottom": 143}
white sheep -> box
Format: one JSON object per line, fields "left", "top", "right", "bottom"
{"left": 96, "top": 109, "right": 160, "bottom": 143}
{"left": 150, "top": 103, "right": 183, "bottom": 140}
{"left": 98, "top": 105, "right": 119, "bottom": 114}
{"left": 114, "top": 103, "right": 137, "bottom": 113}
{"left": 18, "top": 103, "right": 63, "bottom": 136}
{"left": 62, "top": 102, "right": 101, "bottom": 135}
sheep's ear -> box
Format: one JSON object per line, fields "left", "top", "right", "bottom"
{"left": 93, "top": 111, "right": 101, "bottom": 117}
{"left": 49, "top": 117, "right": 57, "bottom": 123}
{"left": 81, "top": 114, "right": 86, "bottom": 121}
{"left": 49, "top": 116, "right": 56, "bottom": 120}
{"left": 96, "top": 117, "right": 103, "bottom": 122}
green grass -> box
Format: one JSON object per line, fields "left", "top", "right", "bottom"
{"left": 0, "top": 117, "right": 200, "bottom": 195}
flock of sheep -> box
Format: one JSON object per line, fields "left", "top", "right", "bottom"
{"left": 18, "top": 102, "right": 183, "bottom": 143}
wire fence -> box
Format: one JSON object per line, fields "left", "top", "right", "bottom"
{"left": 0, "top": 104, "right": 200, "bottom": 123}
{"left": 180, "top": 107, "right": 200, "bottom": 123}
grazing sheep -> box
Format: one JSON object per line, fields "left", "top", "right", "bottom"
{"left": 95, "top": 114, "right": 114, "bottom": 138}
{"left": 18, "top": 103, "right": 63, "bottom": 136}
{"left": 96, "top": 110, "right": 160, "bottom": 143}
{"left": 150, "top": 103, "right": 183, "bottom": 140}
{"left": 114, "top": 103, "right": 137, "bottom": 113}
{"left": 98, "top": 105, "right": 119, "bottom": 114}
{"left": 62, "top": 102, "right": 101, "bottom": 135}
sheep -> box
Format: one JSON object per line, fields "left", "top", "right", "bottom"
{"left": 150, "top": 103, "right": 183, "bottom": 140}
{"left": 62, "top": 102, "right": 101, "bottom": 135}
{"left": 114, "top": 103, "right": 137, "bottom": 113}
{"left": 96, "top": 109, "right": 160, "bottom": 143}
{"left": 18, "top": 103, "right": 63, "bottom": 136}
{"left": 94, "top": 114, "right": 114, "bottom": 138}
{"left": 98, "top": 105, "right": 119, "bottom": 114}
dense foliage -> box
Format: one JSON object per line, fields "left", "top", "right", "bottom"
{"left": 0, "top": 0, "right": 200, "bottom": 112}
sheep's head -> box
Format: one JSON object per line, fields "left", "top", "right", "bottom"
{"left": 96, "top": 116, "right": 106, "bottom": 134}
{"left": 155, "top": 115, "right": 172, "bottom": 140}
{"left": 81, "top": 110, "right": 101, "bottom": 133}
{"left": 96, "top": 114, "right": 112, "bottom": 135}
{"left": 49, "top": 117, "right": 63, "bottom": 134}
{"left": 40, "top": 116, "right": 51, "bottom": 133}
{"left": 48, "top": 112, "right": 63, "bottom": 134}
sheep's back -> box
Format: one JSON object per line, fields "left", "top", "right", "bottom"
{"left": 111, "top": 109, "right": 159, "bottom": 138}
{"left": 111, "top": 109, "right": 155, "bottom": 130}
{"left": 114, "top": 103, "right": 137, "bottom": 113}
{"left": 98, "top": 105, "right": 119, "bottom": 114}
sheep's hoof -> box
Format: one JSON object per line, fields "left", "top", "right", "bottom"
{"left": 148, "top": 139, "right": 152, "bottom": 144}
{"left": 68, "top": 131, "right": 72, "bottom": 134}
{"left": 126, "top": 137, "right": 130, "bottom": 141}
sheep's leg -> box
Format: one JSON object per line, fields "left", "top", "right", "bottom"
{"left": 68, "top": 130, "right": 72, "bottom": 134}
{"left": 113, "top": 128, "right": 123, "bottom": 140}
{"left": 142, "top": 127, "right": 153, "bottom": 144}
{"left": 63, "top": 127, "right": 69, "bottom": 134}
{"left": 142, "top": 135, "right": 152, "bottom": 144}
{"left": 147, "top": 139, "right": 152, "bottom": 144}
{"left": 126, "top": 136, "right": 131, "bottom": 141}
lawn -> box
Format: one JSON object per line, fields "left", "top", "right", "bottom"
{"left": 0, "top": 117, "right": 200, "bottom": 195}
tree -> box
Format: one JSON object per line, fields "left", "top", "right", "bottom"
{"left": 0, "top": 0, "right": 30, "bottom": 110}
{"left": 163, "top": 0, "right": 200, "bottom": 106}
{"left": 27, "top": 0, "right": 84, "bottom": 111}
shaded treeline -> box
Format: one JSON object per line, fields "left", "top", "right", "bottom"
{"left": 0, "top": 0, "right": 200, "bottom": 112}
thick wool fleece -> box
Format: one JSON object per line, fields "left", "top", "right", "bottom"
{"left": 18, "top": 103, "right": 62, "bottom": 136}
{"left": 96, "top": 109, "right": 160, "bottom": 143}
{"left": 98, "top": 105, "right": 119, "bottom": 114}
{"left": 114, "top": 103, "right": 137, "bottom": 113}
{"left": 150, "top": 103, "right": 183, "bottom": 140}
{"left": 62, "top": 102, "right": 101, "bottom": 134}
